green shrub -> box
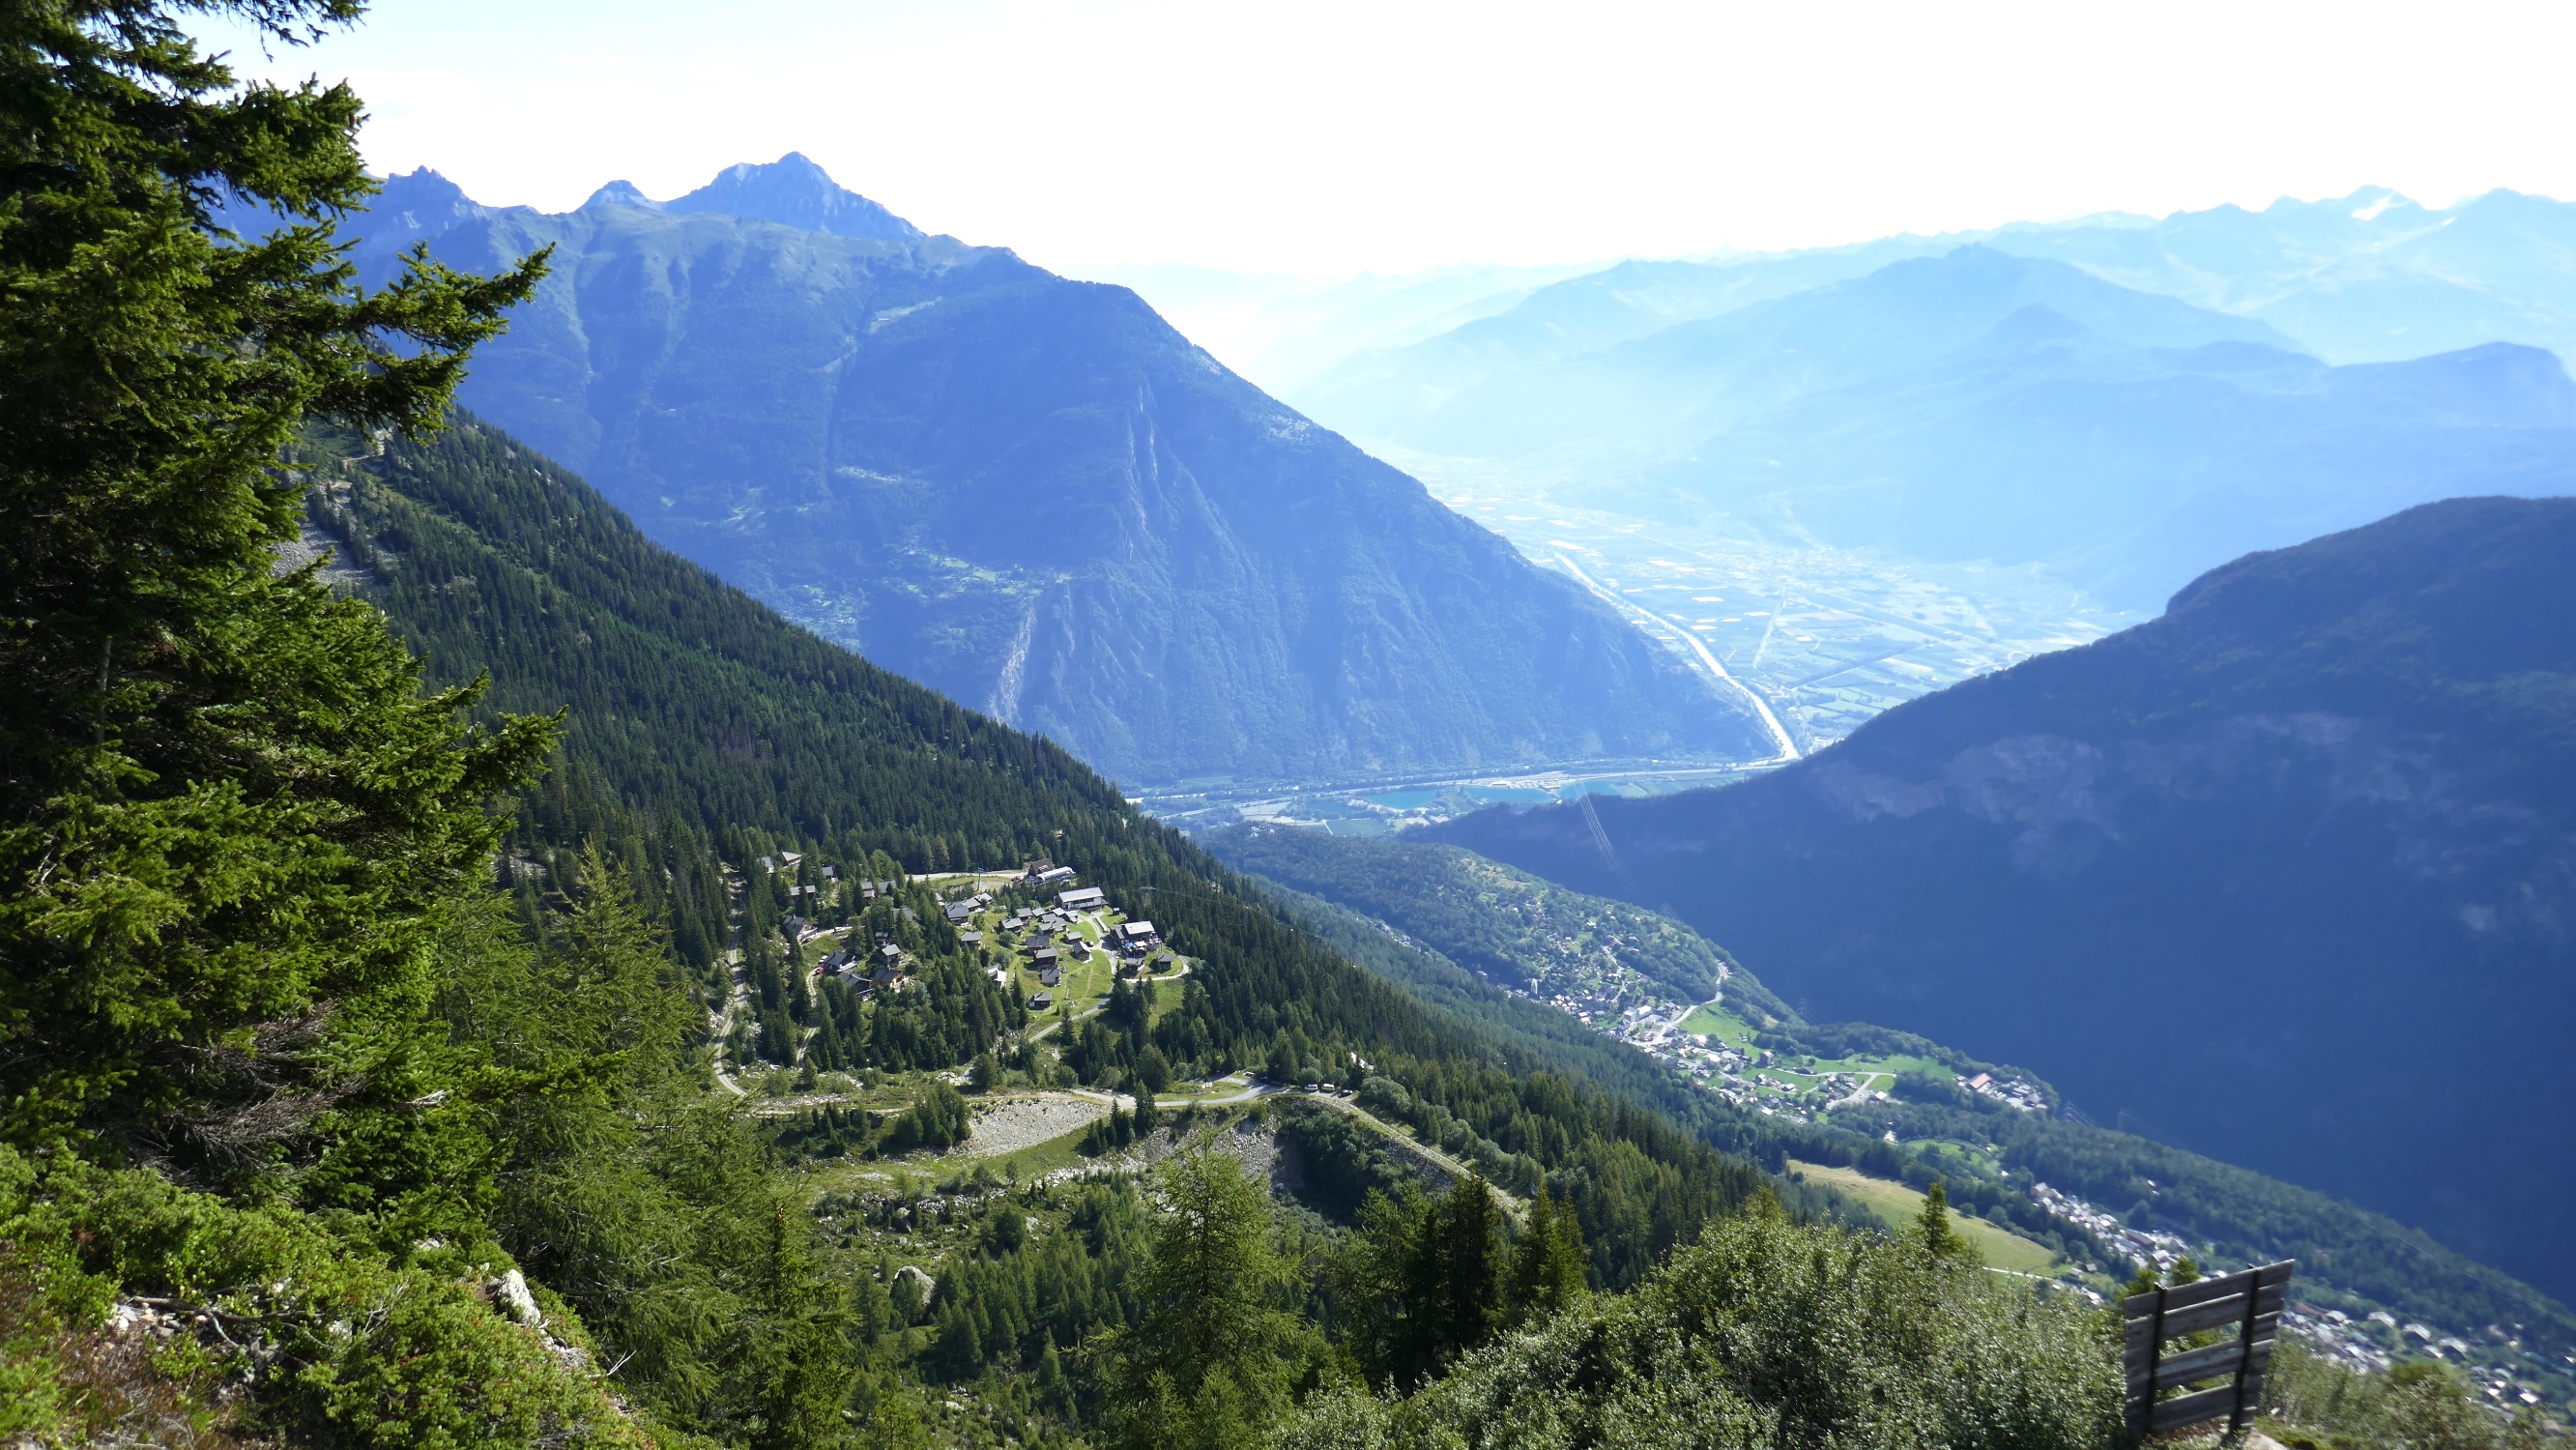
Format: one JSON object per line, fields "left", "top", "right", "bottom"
{"left": 2262, "top": 1340, "right": 2548, "bottom": 1450}
{"left": 0, "top": 1146, "right": 661, "bottom": 1450}
{"left": 1277, "top": 1204, "right": 2122, "bottom": 1450}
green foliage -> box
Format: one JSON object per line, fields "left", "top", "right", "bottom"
{"left": 0, "top": 1244, "right": 246, "bottom": 1447}
{"left": 0, "top": 1145, "right": 653, "bottom": 1449}
{"left": 2265, "top": 1341, "right": 2549, "bottom": 1450}
{"left": 1333, "top": 1175, "right": 1511, "bottom": 1389}
{"left": 1278, "top": 1205, "right": 2125, "bottom": 1450}
{"left": 1277, "top": 1106, "right": 1414, "bottom": 1222}
{"left": 1310, "top": 1063, "right": 1780, "bottom": 1291}
{"left": 1208, "top": 826, "right": 1730, "bottom": 1001}
{"left": 1916, "top": 1179, "right": 1968, "bottom": 1262}
{"left": 0, "top": 0, "right": 549, "bottom": 1173}
{"left": 1509, "top": 1187, "right": 1588, "bottom": 1325}
{"left": 883, "top": 1082, "right": 971, "bottom": 1156}
{"left": 1096, "top": 1150, "right": 1314, "bottom": 1450}
{"left": 919, "top": 1181, "right": 1148, "bottom": 1384}
{"left": 430, "top": 858, "right": 857, "bottom": 1447}
{"left": 0, "top": 5, "right": 702, "bottom": 1440}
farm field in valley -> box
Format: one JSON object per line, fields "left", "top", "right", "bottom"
{"left": 1790, "top": 1159, "right": 2066, "bottom": 1276}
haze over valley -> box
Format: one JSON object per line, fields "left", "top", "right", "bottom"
{"left": 22, "top": 4, "right": 2576, "bottom": 1444}
{"left": 1104, "top": 194, "right": 2576, "bottom": 803}
{"left": 333, "top": 145, "right": 2576, "bottom": 1392}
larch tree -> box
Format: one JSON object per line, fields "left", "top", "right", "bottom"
{"left": 1099, "top": 1147, "right": 1309, "bottom": 1450}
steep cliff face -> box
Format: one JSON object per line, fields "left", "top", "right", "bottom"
{"left": 1429, "top": 497, "right": 2576, "bottom": 1299}
{"left": 339, "top": 164, "right": 1759, "bottom": 785}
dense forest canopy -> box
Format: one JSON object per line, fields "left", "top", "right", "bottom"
{"left": 303, "top": 416, "right": 1792, "bottom": 1291}
{"left": 1, "top": 4, "right": 2555, "bottom": 1447}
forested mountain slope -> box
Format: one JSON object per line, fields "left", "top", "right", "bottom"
{"left": 299, "top": 414, "right": 1784, "bottom": 1268}
{"left": 1428, "top": 497, "right": 2576, "bottom": 1302}
{"left": 1213, "top": 825, "right": 2576, "bottom": 1359}
{"left": 315, "top": 161, "right": 1761, "bottom": 786}
{"left": 1211, "top": 826, "right": 1737, "bottom": 1003}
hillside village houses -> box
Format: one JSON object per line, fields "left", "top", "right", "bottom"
{"left": 771, "top": 853, "right": 1182, "bottom": 1070}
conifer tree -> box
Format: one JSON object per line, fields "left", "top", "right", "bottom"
{"left": 1099, "top": 1149, "right": 1307, "bottom": 1450}
{"left": 1918, "top": 1178, "right": 1969, "bottom": 1262}
{"left": 1337, "top": 1173, "right": 1511, "bottom": 1387}
{"left": 1434, "top": 1173, "right": 1507, "bottom": 1361}
{"left": 1509, "top": 1185, "right": 1589, "bottom": 1323}
{"left": 0, "top": 0, "right": 547, "bottom": 1189}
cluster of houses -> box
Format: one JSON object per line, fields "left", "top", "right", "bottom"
{"left": 781, "top": 857, "right": 1174, "bottom": 1021}
{"left": 2276, "top": 1287, "right": 2557, "bottom": 1406}
{"left": 2026, "top": 1181, "right": 2194, "bottom": 1274}
{"left": 1959, "top": 1070, "right": 2048, "bottom": 1113}
{"left": 1022, "top": 858, "right": 1077, "bottom": 888}
{"left": 995, "top": 882, "right": 1164, "bottom": 1012}
{"left": 816, "top": 935, "right": 912, "bottom": 995}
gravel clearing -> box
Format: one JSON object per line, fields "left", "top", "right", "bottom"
{"left": 960, "top": 1094, "right": 1112, "bottom": 1156}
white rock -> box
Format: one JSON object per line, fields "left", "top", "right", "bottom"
{"left": 493, "top": 1268, "right": 544, "bottom": 1327}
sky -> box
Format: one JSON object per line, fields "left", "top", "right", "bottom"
{"left": 200, "top": 0, "right": 2576, "bottom": 278}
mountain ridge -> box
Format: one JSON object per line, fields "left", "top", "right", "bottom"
{"left": 1208, "top": 820, "right": 2576, "bottom": 1357}
{"left": 1425, "top": 496, "right": 2576, "bottom": 1301}
{"left": 574, "top": 152, "right": 928, "bottom": 241}
{"left": 332, "top": 161, "right": 1763, "bottom": 786}
{"left": 1295, "top": 240, "right": 2576, "bottom": 612}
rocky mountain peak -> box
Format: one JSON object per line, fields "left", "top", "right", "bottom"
{"left": 663, "top": 152, "right": 924, "bottom": 241}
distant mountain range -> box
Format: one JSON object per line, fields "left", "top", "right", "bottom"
{"left": 1280, "top": 187, "right": 2576, "bottom": 400}
{"left": 1295, "top": 244, "right": 2576, "bottom": 613}
{"left": 1989, "top": 187, "right": 2576, "bottom": 366}
{"left": 1426, "top": 497, "right": 2576, "bottom": 1303}
{"left": 333, "top": 157, "right": 1764, "bottom": 787}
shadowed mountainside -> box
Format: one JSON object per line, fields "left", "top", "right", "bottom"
{"left": 1427, "top": 497, "right": 2576, "bottom": 1300}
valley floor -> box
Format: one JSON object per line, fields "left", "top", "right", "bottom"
{"left": 1376, "top": 440, "right": 2121, "bottom": 751}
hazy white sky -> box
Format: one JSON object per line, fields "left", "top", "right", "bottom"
{"left": 204, "top": 0, "right": 2576, "bottom": 276}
